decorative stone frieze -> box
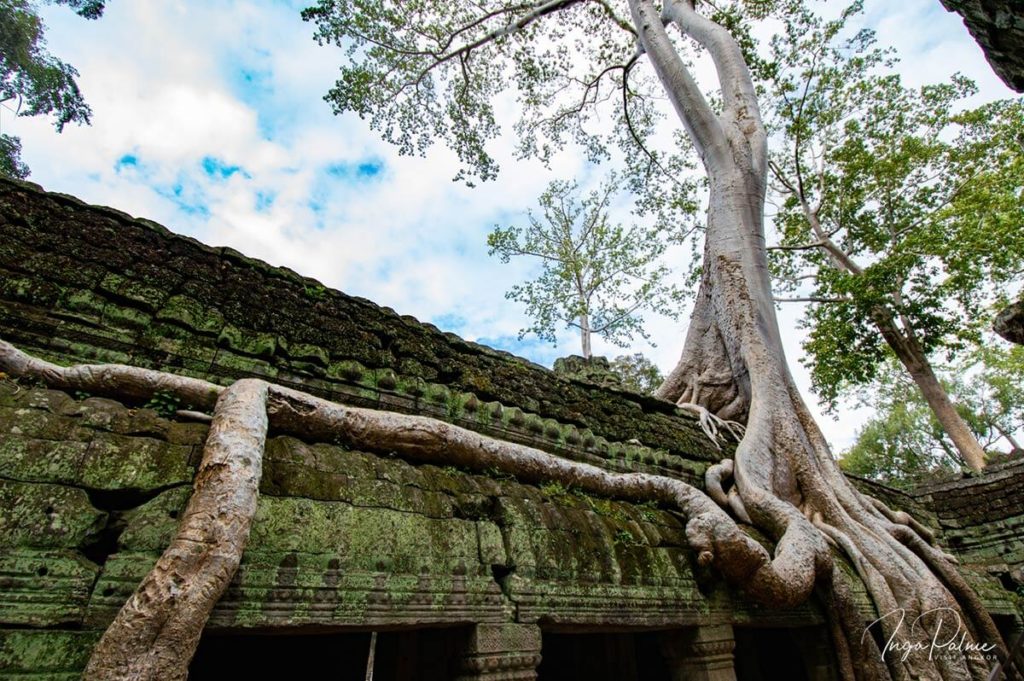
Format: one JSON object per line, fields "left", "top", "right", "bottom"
{"left": 455, "top": 623, "right": 542, "bottom": 681}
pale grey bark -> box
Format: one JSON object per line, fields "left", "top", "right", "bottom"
{"left": 632, "top": 0, "right": 1002, "bottom": 678}
{"left": 84, "top": 379, "right": 269, "bottom": 681}
{"left": 580, "top": 310, "right": 593, "bottom": 358}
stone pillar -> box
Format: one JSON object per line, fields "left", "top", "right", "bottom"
{"left": 660, "top": 625, "right": 738, "bottom": 681}
{"left": 455, "top": 623, "right": 542, "bottom": 681}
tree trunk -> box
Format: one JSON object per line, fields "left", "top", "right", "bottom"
{"left": 874, "top": 316, "right": 987, "bottom": 471}
{"left": 633, "top": 1, "right": 1004, "bottom": 679}
{"left": 580, "top": 311, "right": 592, "bottom": 359}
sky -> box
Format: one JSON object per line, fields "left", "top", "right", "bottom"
{"left": 3, "top": 0, "right": 1016, "bottom": 452}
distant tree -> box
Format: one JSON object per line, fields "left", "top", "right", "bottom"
{"left": 488, "top": 175, "right": 683, "bottom": 359}
{"left": 766, "top": 2, "right": 1024, "bottom": 472}
{"left": 0, "top": 0, "right": 105, "bottom": 178}
{"left": 841, "top": 345, "right": 1024, "bottom": 488}
{"left": 608, "top": 352, "right": 664, "bottom": 394}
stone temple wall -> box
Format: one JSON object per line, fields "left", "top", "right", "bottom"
{"left": 0, "top": 177, "right": 1019, "bottom": 678}
{"left": 914, "top": 458, "right": 1024, "bottom": 594}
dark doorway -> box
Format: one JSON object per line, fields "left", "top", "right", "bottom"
{"left": 537, "top": 631, "right": 671, "bottom": 681}
{"left": 190, "top": 627, "right": 466, "bottom": 681}
{"left": 734, "top": 627, "right": 811, "bottom": 681}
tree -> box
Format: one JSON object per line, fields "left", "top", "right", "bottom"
{"left": 0, "top": 0, "right": 104, "bottom": 178}
{"left": 303, "top": 1, "right": 1005, "bottom": 679}
{"left": 842, "top": 345, "right": 1024, "bottom": 488}
{"left": 488, "top": 175, "right": 683, "bottom": 358}
{"left": 610, "top": 352, "right": 665, "bottom": 393}
{"left": 766, "top": 2, "right": 1024, "bottom": 472}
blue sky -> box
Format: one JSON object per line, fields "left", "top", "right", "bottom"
{"left": 4, "top": 0, "right": 1015, "bottom": 449}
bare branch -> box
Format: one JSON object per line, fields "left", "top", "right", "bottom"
{"left": 773, "top": 296, "right": 852, "bottom": 304}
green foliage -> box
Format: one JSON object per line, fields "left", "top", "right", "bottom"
{"left": 539, "top": 480, "right": 567, "bottom": 497}
{"left": 488, "top": 174, "right": 683, "bottom": 355}
{"left": 302, "top": 283, "right": 327, "bottom": 301}
{"left": 840, "top": 345, "right": 1024, "bottom": 488}
{"left": 0, "top": 133, "right": 28, "bottom": 178}
{"left": 765, "top": 2, "right": 1024, "bottom": 410}
{"left": 144, "top": 390, "right": 180, "bottom": 419}
{"left": 300, "top": 0, "right": 715, "bottom": 240}
{"left": 609, "top": 352, "right": 664, "bottom": 394}
{"left": 0, "top": 0, "right": 103, "bottom": 178}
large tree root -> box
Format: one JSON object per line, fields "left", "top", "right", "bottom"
{"left": 654, "top": 258, "right": 1005, "bottom": 681}
{"left": 83, "top": 380, "right": 269, "bottom": 681}
{"left": 1, "top": 338, "right": 823, "bottom": 680}
{"left": 2, "top": 336, "right": 1004, "bottom": 680}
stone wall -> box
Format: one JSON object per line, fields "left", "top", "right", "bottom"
{"left": 914, "top": 458, "right": 1024, "bottom": 595}
{"left": 0, "top": 381, "right": 754, "bottom": 676}
{"left": 0, "top": 178, "right": 720, "bottom": 486}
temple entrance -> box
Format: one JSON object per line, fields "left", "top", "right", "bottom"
{"left": 189, "top": 627, "right": 467, "bottom": 680}
{"left": 735, "top": 626, "right": 828, "bottom": 681}
{"left": 536, "top": 631, "right": 671, "bottom": 681}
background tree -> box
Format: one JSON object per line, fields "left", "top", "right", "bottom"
{"left": 304, "top": 1, "right": 1006, "bottom": 677}
{"left": 842, "top": 344, "right": 1024, "bottom": 488}
{"left": 610, "top": 352, "right": 664, "bottom": 393}
{"left": 488, "top": 175, "right": 683, "bottom": 359}
{"left": 766, "top": 2, "right": 1024, "bottom": 472}
{"left": 0, "top": 0, "right": 104, "bottom": 178}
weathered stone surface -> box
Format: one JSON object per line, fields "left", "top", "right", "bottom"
{"left": 0, "top": 177, "right": 722, "bottom": 474}
{"left": 0, "top": 630, "right": 100, "bottom": 681}
{"left": 941, "top": 0, "right": 1024, "bottom": 92}
{"left": 0, "top": 549, "right": 99, "bottom": 627}
{"left": 994, "top": 296, "right": 1024, "bottom": 344}
{"left": 0, "top": 480, "right": 106, "bottom": 549}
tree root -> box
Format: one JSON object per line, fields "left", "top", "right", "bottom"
{"left": 0, "top": 339, "right": 818, "bottom": 679}
{"left": 83, "top": 380, "right": 269, "bottom": 681}
{"left": 705, "top": 459, "right": 752, "bottom": 523}
{"left": 676, "top": 402, "right": 746, "bottom": 449}
{"left": 1, "top": 338, "right": 1005, "bottom": 681}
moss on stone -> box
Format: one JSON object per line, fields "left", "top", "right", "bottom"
{"left": 0, "top": 629, "right": 101, "bottom": 679}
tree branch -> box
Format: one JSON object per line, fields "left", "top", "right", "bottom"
{"left": 773, "top": 296, "right": 852, "bottom": 304}
{"left": 662, "top": 0, "right": 765, "bottom": 172}
{"left": 626, "top": 0, "right": 725, "bottom": 166}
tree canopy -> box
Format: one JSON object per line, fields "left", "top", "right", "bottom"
{"left": 488, "top": 174, "right": 683, "bottom": 357}
{"left": 765, "top": 2, "right": 1024, "bottom": 469}
{"left": 0, "top": 0, "right": 104, "bottom": 178}
{"left": 841, "top": 344, "right": 1024, "bottom": 488}
{"left": 768, "top": 5, "right": 1024, "bottom": 406}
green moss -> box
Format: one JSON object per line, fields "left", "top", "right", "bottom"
{"left": 0, "top": 481, "right": 106, "bottom": 549}
{"left": 155, "top": 295, "right": 225, "bottom": 335}
{"left": 0, "top": 629, "right": 101, "bottom": 678}
{"left": 0, "top": 549, "right": 99, "bottom": 627}
{"left": 117, "top": 488, "right": 191, "bottom": 551}
{"left": 78, "top": 435, "right": 194, "bottom": 491}
{"left": 98, "top": 273, "right": 168, "bottom": 311}
{"left": 216, "top": 324, "right": 278, "bottom": 359}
